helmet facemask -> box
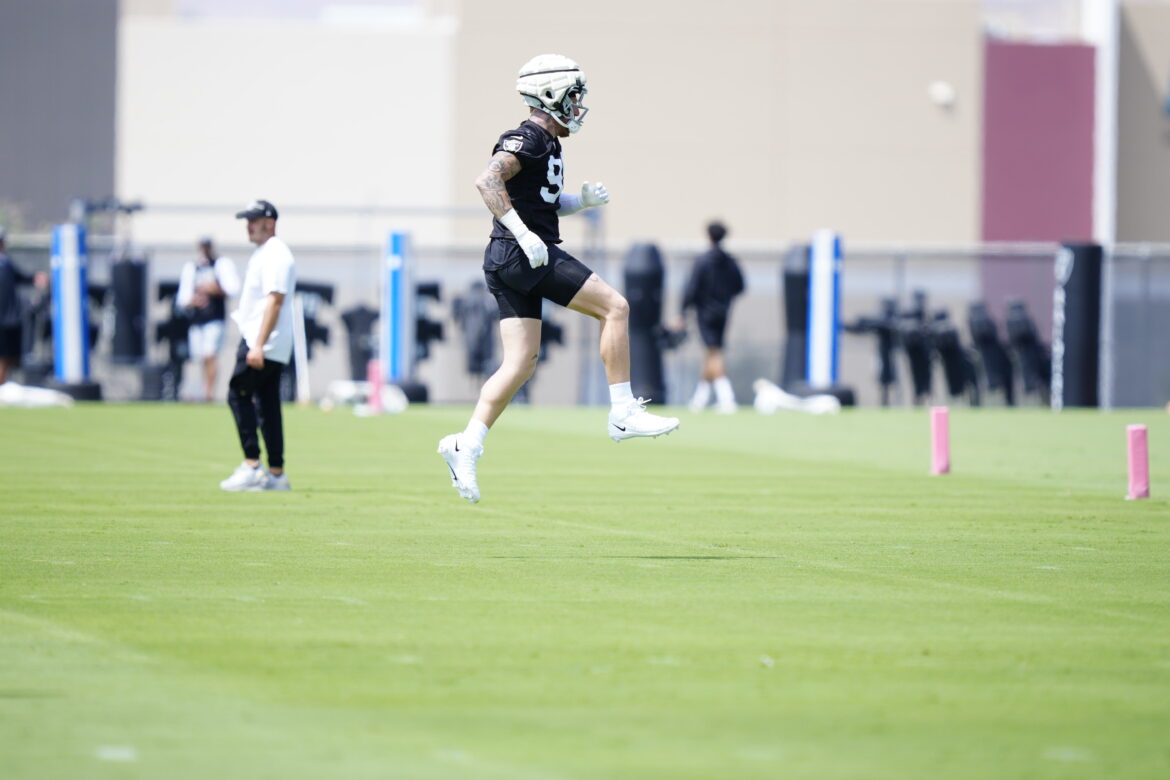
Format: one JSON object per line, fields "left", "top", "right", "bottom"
{"left": 550, "top": 84, "right": 588, "bottom": 134}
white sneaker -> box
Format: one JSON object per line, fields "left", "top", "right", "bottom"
{"left": 437, "top": 434, "right": 483, "bottom": 503}
{"left": 688, "top": 385, "right": 711, "bottom": 413}
{"left": 608, "top": 398, "right": 680, "bottom": 442}
{"left": 219, "top": 462, "right": 268, "bottom": 492}
{"left": 715, "top": 401, "right": 738, "bottom": 415}
{"left": 263, "top": 472, "right": 291, "bottom": 491}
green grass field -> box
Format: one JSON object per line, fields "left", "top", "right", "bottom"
{"left": 2, "top": 402, "right": 1168, "bottom": 779}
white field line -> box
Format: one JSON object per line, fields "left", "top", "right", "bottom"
{"left": 95, "top": 745, "right": 139, "bottom": 762}
{"left": 0, "top": 608, "right": 159, "bottom": 665}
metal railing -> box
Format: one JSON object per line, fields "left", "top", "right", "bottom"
{"left": 5, "top": 232, "right": 1169, "bottom": 408}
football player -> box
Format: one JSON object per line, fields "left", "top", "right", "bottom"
{"left": 438, "top": 53, "right": 680, "bottom": 504}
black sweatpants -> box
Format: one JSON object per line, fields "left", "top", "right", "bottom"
{"left": 227, "top": 339, "right": 286, "bottom": 469}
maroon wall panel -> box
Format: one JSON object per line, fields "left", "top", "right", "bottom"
{"left": 980, "top": 40, "right": 1095, "bottom": 340}
{"left": 982, "top": 40, "right": 1095, "bottom": 243}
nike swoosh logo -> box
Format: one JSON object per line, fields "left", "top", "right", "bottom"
{"left": 614, "top": 425, "right": 626, "bottom": 431}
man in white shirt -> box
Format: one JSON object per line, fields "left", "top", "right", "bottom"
{"left": 177, "top": 237, "right": 239, "bottom": 401}
{"left": 219, "top": 200, "right": 297, "bottom": 492}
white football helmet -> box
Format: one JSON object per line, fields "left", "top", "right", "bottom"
{"left": 516, "top": 54, "right": 589, "bottom": 134}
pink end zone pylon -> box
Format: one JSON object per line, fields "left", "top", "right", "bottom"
{"left": 931, "top": 406, "right": 950, "bottom": 475}
{"left": 1126, "top": 424, "right": 1149, "bottom": 500}
{"left": 367, "top": 358, "right": 384, "bottom": 415}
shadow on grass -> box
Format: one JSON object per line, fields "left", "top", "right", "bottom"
{"left": 489, "top": 555, "right": 779, "bottom": 560}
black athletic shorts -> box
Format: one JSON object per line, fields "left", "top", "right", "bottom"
{"left": 483, "top": 238, "right": 593, "bottom": 320}
{"left": 697, "top": 314, "right": 728, "bottom": 349}
{"left": 0, "top": 325, "right": 21, "bottom": 359}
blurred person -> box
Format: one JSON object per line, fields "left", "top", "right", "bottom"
{"left": 177, "top": 237, "right": 240, "bottom": 401}
{"left": 676, "top": 221, "right": 745, "bottom": 413}
{"left": 219, "top": 200, "right": 296, "bottom": 492}
{"left": 0, "top": 227, "right": 37, "bottom": 385}
{"left": 437, "top": 54, "right": 680, "bottom": 504}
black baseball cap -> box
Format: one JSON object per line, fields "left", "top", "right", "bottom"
{"left": 235, "top": 199, "right": 278, "bottom": 220}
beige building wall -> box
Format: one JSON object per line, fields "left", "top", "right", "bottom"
{"left": 117, "top": 0, "right": 983, "bottom": 249}
{"left": 116, "top": 2, "right": 1169, "bottom": 250}
{"left": 1117, "top": 1, "right": 1170, "bottom": 242}
{"left": 453, "top": 0, "right": 984, "bottom": 249}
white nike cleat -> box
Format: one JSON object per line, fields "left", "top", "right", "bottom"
{"left": 263, "top": 472, "right": 291, "bottom": 491}
{"left": 437, "top": 433, "right": 483, "bottom": 503}
{"left": 608, "top": 398, "right": 680, "bottom": 442}
{"left": 219, "top": 461, "right": 268, "bottom": 492}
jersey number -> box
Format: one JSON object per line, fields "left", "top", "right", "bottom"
{"left": 540, "top": 156, "right": 563, "bottom": 204}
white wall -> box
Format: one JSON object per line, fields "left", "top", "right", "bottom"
{"left": 117, "top": 15, "right": 456, "bottom": 247}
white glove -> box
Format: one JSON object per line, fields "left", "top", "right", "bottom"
{"left": 499, "top": 208, "right": 548, "bottom": 268}
{"left": 557, "top": 182, "right": 611, "bottom": 216}
{"left": 516, "top": 229, "right": 548, "bottom": 268}
{"left": 581, "top": 181, "right": 610, "bottom": 208}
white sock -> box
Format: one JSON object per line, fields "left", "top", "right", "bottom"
{"left": 463, "top": 418, "right": 489, "bottom": 449}
{"left": 609, "top": 381, "right": 634, "bottom": 412}
{"left": 690, "top": 381, "right": 712, "bottom": 409}
{"left": 714, "top": 376, "right": 736, "bottom": 405}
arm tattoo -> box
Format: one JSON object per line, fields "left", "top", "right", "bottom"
{"left": 475, "top": 152, "right": 522, "bottom": 219}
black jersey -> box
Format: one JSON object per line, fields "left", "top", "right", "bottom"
{"left": 0, "top": 253, "right": 34, "bottom": 327}
{"left": 488, "top": 120, "right": 564, "bottom": 245}
{"left": 681, "top": 248, "right": 745, "bottom": 321}
{"left": 188, "top": 260, "right": 227, "bottom": 325}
